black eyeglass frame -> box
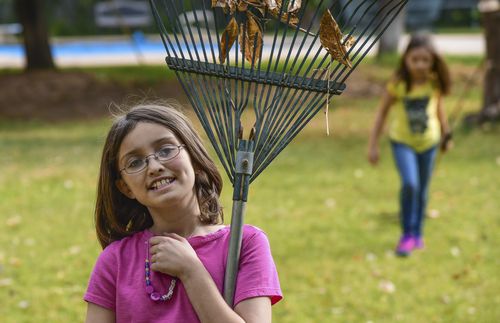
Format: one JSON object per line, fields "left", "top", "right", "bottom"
{"left": 119, "top": 144, "right": 186, "bottom": 174}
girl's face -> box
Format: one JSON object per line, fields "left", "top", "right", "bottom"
{"left": 116, "top": 122, "right": 197, "bottom": 212}
{"left": 404, "top": 46, "right": 434, "bottom": 81}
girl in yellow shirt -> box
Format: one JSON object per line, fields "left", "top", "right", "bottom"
{"left": 368, "top": 33, "right": 452, "bottom": 256}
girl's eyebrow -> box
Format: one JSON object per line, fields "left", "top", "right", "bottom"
{"left": 120, "top": 136, "right": 178, "bottom": 162}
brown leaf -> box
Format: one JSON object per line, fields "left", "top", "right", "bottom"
{"left": 287, "top": 0, "right": 301, "bottom": 13}
{"left": 265, "top": 0, "right": 278, "bottom": 10}
{"left": 246, "top": 0, "right": 266, "bottom": 6}
{"left": 343, "top": 35, "right": 356, "bottom": 50}
{"left": 219, "top": 17, "right": 239, "bottom": 63}
{"left": 239, "top": 12, "right": 263, "bottom": 64}
{"left": 319, "top": 9, "right": 353, "bottom": 68}
{"left": 212, "top": 0, "right": 225, "bottom": 7}
{"left": 238, "top": 1, "right": 248, "bottom": 11}
{"left": 227, "top": 0, "right": 238, "bottom": 14}
{"left": 268, "top": 0, "right": 299, "bottom": 26}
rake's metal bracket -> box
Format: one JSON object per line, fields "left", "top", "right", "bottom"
{"left": 166, "top": 57, "right": 346, "bottom": 95}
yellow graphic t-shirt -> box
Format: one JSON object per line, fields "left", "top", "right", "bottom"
{"left": 387, "top": 79, "right": 441, "bottom": 152}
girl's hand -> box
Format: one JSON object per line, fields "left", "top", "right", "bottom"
{"left": 149, "top": 233, "right": 202, "bottom": 280}
{"left": 367, "top": 144, "right": 380, "bottom": 166}
{"left": 440, "top": 132, "right": 453, "bottom": 153}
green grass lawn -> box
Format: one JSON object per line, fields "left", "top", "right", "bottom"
{"left": 1, "top": 60, "right": 499, "bottom": 322}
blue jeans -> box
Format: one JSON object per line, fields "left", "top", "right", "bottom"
{"left": 391, "top": 141, "right": 438, "bottom": 237}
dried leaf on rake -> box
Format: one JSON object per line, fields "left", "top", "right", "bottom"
{"left": 238, "top": 1, "right": 248, "bottom": 11}
{"left": 268, "top": 0, "right": 300, "bottom": 26}
{"left": 211, "top": 0, "right": 227, "bottom": 7}
{"left": 238, "top": 12, "right": 263, "bottom": 64}
{"left": 245, "top": 0, "right": 267, "bottom": 6}
{"left": 265, "top": 0, "right": 278, "bottom": 10}
{"left": 238, "top": 0, "right": 266, "bottom": 16}
{"left": 344, "top": 35, "right": 356, "bottom": 51}
{"left": 219, "top": 17, "right": 239, "bottom": 63}
{"left": 319, "top": 9, "right": 353, "bottom": 68}
{"left": 227, "top": 0, "right": 238, "bottom": 14}
{"left": 287, "top": 0, "right": 301, "bottom": 14}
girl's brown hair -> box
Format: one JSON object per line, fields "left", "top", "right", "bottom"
{"left": 95, "top": 104, "right": 223, "bottom": 248}
{"left": 395, "top": 33, "right": 451, "bottom": 95}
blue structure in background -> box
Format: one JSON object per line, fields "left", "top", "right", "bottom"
{"left": 338, "top": 0, "right": 479, "bottom": 31}
{"left": 406, "top": 0, "right": 479, "bottom": 30}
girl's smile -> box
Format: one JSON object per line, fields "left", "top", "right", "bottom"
{"left": 149, "top": 176, "right": 176, "bottom": 191}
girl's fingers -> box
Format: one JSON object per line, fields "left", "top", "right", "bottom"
{"left": 149, "top": 236, "right": 168, "bottom": 245}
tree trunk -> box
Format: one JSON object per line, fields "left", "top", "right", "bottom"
{"left": 479, "top": 6, "right": 500, "bottom": 122}
{"left": 377, "top": 0, "right": 406, "bottom": 58}
{"left": 466, "top": 0, "right": 500, "bottom": 124}
{"left": 14, "top": 0, "right": 55, "bottom": 70}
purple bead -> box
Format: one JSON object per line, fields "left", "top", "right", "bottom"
{"left": 150, "top": 292, "right": 161, "bottom": 301}
{"left": 146, "top": 285, "right": 154, "bottom": 294}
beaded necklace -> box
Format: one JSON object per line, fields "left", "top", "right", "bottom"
{"left": 145, "top": 240, "right": 176, "bottom": 301}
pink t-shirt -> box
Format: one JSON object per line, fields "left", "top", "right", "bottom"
{"left": 84, "top": 225, "right": 282, "bottom": 322}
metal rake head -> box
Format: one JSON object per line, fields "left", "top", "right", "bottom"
{"left": 149, "top": 0, "right": 407, "bottom": 183}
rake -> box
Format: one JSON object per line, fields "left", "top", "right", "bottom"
{"left": 149, "top": 0, "right": 407, "bottom": 306}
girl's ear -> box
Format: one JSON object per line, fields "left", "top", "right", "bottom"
{"left": 116, "top": 179, "right": 136, "bottom": 199}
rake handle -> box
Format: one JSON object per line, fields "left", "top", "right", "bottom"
{"left": 224, "top": 140, "right": 254, "bottom": 306}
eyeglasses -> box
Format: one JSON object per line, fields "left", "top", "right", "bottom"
{"left": 119, "top": 144, "right": 186, "bottom": 174}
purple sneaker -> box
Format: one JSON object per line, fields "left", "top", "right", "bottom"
{"left": 395, "top": 235, "right": 415, "bottom": 257}
{"left": 414, "top": 236, "right": 424, "bottom": 250}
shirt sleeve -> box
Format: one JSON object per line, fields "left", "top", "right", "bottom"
{"left": 233, "top": 226, "right": 282, "bottom": 306}
{"left": 83, "top": 244, "right": 117, "bottom": 311}
{"left": 386, "top": 79, "right": 398, "bottom": 97}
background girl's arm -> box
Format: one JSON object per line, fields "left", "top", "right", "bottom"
{"left": 436, "top": 94, "right": 452, "bottom": 152}
{"left": 85, "top": 303, "right": 115, "bottom": 323}
{"left": 368, "top": 90, "right": 395, "bottom": 165}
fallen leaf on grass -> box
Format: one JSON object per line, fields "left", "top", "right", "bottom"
{"left": 441, "top": 294, "right": 451, "bottom": 304}
{"left": 452, "top": 268, "right": 469, "bottom": 280}
{"left": 18, "top": 300, "right": 29, "bottom": 309}
{"left": 365, "top": 252, "right": 376, "bottom": 262}
{"left": 64, "top": 179, "right": 74, "bottom": 189}
{"left": 450, "top": 246, "right": 461, "bottom": 257}
{"left": 24, "top": 238, "right": 36, "bottom": 246}
{"left": 378, "top": 279, "right": 396, "bottom": 293}
{"left": 6, "top": 215, "right": 22, "bottom": 227}
{"left": 354, "top": 168, "right": 364, "bottom": 178}
{"left": 0, "top": 278, "right": 13, "bottom": 287}
{"left": 428, "top": 209, "right": 440, "bottom": 219}
{"left": 324, "top": 198, "right": 336, "bottom": 208}
{"left": 331, "top": 307, "right": 343, "bottom": 315}
{"left": 68, "top": 245, "right": 81, "bottom": 255}
{"left": 9, "top": 257, "right": 22, "bottom": 267}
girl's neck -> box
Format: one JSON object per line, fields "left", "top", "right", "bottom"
{"left": 148, "top": 199, "right": 202, "bottom": 238}
{"left": 410, "top": 71, "right": 433, "bottom": 87}
{"left": 411, "top": 76, "right": 429, "bottom": 86}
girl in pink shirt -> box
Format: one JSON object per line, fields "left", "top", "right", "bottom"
{"left": 84, "top": 104, "right": 282, "bottom": 322}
